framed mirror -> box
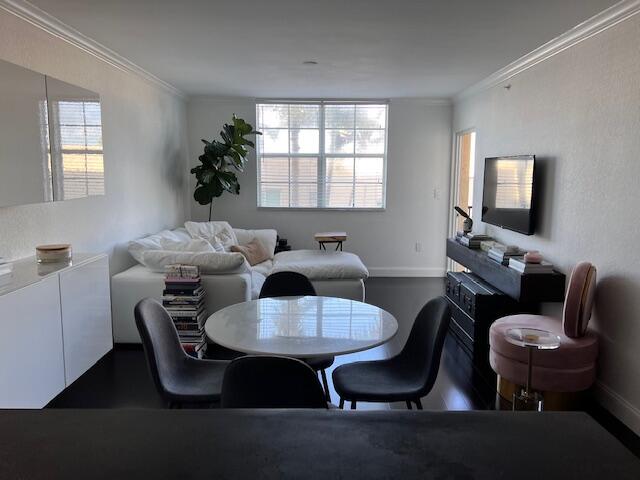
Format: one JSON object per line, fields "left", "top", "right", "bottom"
{"left": 0, "top": 58, "right": 105, "bottom": 208}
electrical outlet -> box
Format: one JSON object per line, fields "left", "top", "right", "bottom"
{"left": 415, "top": 242, "right": 422, "bottom": 253}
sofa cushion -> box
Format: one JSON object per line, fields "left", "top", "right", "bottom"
{"left": 271, "top": 250, "right": 369, "bottom": 280}
{"left": 141, "top": 250, "right": 249, "bottom": 274}
{"left": 184, "top": 221, "right": 238, "bottom": 251}
{"left": 234, "top": 229, "right": 277, "bottom": 259}
{"left": 128, "top": 228, "right": 196, "bottom": 264}
{"left": 252, "top": 259, "right": 273, "bottom": 277}
{"left": 251, "top": 271, "right": 266, "bottom": 300}
{"left": 160, "top": 238, "right": 215, "bottom": 253}
{"left": 231, "top": 239, "right": 271, "bottom": 266}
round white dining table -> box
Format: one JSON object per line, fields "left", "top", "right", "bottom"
{"left": 204, "top": 296, "right": 398, "bottom": 358}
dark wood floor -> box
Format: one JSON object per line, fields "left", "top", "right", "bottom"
{"left": 46, "top": 277, "right": 640, "bottom": 457}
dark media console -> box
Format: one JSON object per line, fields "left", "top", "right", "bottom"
{"left": 445, "top": 238, "right": 566, "bottom": 370}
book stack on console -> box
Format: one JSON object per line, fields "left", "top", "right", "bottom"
{"left": 0, "top": 257, "right": 12, "bottom": 287}
{"left": 508, "top": 256, "right": 554, "bottom": 274}
{"left": 162, "top": 264, "right": 207, "bottom": 358}
{"left": 458, "top": 233, "right": 492, "bottom": 249}
{"left": 488, "top": 245, "right": 523, "bottom": 266}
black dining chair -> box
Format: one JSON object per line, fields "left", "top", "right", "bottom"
{"left": 332, "top": 296, "right": 450, "bottom": 410}
{"left": 221, "top": 356, "right": 328, "bottom": 408}
{"left": 259, "top": 271, "right": 334, "bottom": 399}
{"left": 135, "top": 298, "right": 229, "bottom": 408}
{"left": 259, "top": 271, "right": 317, "bottom": 298}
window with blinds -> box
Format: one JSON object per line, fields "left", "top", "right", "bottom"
{"left": 256, "top": 101, "right": 387, "bottom": 209}
{"left": 49, "top": 100, "right": 104, "bottom": 200}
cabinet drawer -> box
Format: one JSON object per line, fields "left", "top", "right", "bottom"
{"left": 451, "top": 302, "right": 475, "bottom": 340}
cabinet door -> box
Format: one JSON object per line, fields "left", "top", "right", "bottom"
{"left": 59, "top": 255, "right": 113, "bottom": 385}
{"left": 0, "top": 276, "right": 66, "bottom": 408}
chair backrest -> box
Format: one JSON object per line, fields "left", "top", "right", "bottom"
{"left": 134, "top": 298, "right": 188, "bottom": 399}
{"left": 563, "top": 262, "right": 597, "bottom": 338}
{"left": 221, "top": 355, "right": 328, "bottom": 408}
{"left": 259, "top": 271, "right": 317, "bottom": 298}
{"left": 396, "top": 296, "right": 450, "bottom": 396}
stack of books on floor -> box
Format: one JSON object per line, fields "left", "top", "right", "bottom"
{"left": 488, "top": 245, "right": 523, "bottom": 265}
{"left": 0, "top": 257, "right": 12, "bottom": 287}
{"left": 162, "top": 264, "right": 207, "bottom": 358}
{"left": 457, "top": 232, "right": 492, "bottom": 249}
{"left": 508, "top": 256, "right": 554, "bottom": 274}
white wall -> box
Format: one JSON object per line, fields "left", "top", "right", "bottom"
{"left": 454, "top": 15, "right": 640, "bottom": 432}
{"left": 0, "top": 10, "right": 189, "bottom": 274}
{"left": 187, "top": 97, "right": 452, "bottom": 276}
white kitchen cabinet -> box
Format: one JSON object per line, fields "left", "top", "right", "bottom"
{"left": 0, "top": 254, "right": 112, "bottom": 407}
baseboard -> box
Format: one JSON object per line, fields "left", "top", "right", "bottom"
{"left": 368, "top": 267, "right": 446, "bottom": 278}
{"left": 594, "top": 380, "right": 640, "bottom": 436}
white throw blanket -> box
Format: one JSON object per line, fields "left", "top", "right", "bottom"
{"left": 271, "top": 250, "right": 369, "bottom": 280}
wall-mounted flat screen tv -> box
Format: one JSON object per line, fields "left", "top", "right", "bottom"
{"left": 481, "top": 155, "right": 537, "bottom": 235}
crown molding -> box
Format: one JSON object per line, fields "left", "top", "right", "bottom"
{"left": 455, "top": 0, "right": 640, "bottom": 102}
{"left": 0, "top": 0, "right": 185, "bottom": 99}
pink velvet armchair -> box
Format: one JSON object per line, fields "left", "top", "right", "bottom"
{"left": 489, "top": 262, "right": 598, "bottom": 396}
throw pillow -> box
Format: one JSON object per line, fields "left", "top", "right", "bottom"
{"left": 233, "top": 228, "right": 277, "bottom": 259}
{"left": 231, "top": 239, "right": 271, "bottom": 266}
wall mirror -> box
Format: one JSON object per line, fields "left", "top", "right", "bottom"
{"left": 0, "top": 58, "right": 104, "bottom": 208}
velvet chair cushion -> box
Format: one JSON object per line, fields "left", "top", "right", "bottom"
{"left": 489, "top": 314, "right": 598, "bottom": 369}
{"left": 563, "top": 262, "right": 597, "bottom": 338}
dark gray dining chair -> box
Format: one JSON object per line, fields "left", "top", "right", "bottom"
{"left": 221, "top": 355, "right": 328, "bottom": 408}
{"left": 259, "top": 271, "right": 334, "bottom": 399}
{"left": 135, "top": 298, "right": 229, "bottom": 408}
{"left": 332, "top": 296, "right": 450, "bottom": 410}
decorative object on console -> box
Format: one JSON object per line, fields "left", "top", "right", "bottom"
{"left": 523, "top": 250, "right": 543, "bottom": 263}
{"left": 162, "top": 264, "right": 207, "bottom": 358}
{"left": 454, "top": 206, "right": 473, "bottom": 233}
{"left": 35, "top": 244, "right": 72, "bottom": 264}
{"left": 489, "top": 261, "right": 599, "bottom": 410}
{"left": 190, "top": 116, "right": 261, "bottom": 221}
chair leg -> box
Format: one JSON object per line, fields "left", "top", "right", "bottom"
{"left": 406, "top": 400, "right": 413, "bottom": 410}
{"left": 320, "top": 369, "right": 331, "bottom": 402}
{"left": 351, "top": 401, "right": 357, "bottom": 410}
{"left": 339, "top": 398, "right": 344, "bottom": 409}
{"left": 415, "top": 398, "right": 423, "bottom": 410}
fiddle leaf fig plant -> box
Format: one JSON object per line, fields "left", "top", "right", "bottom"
{"left": 191, "top": 115, "right": 261, "bottom": 220}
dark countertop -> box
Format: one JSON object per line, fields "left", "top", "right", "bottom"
{"left": 0, "top": 409, "right": 638, "bottom": 479}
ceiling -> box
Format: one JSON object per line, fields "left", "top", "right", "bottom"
{"left": 30, "top": 0, "right": 619, "bottom": 98}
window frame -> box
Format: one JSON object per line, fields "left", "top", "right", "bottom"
{"left": 256, "top": 99, "right": 388, "bottom": 211}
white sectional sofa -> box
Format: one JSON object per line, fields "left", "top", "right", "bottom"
{"left": 111, "top": 223, "right": 368, "bottom": 343}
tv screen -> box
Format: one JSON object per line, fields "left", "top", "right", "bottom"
{"left": 481, "top": 155, "right": 537, "bottom": 235}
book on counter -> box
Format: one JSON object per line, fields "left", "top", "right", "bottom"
{"left": 162, "top": 264, "right": 207, "bottom": 359}
{"left": 488, "top": 245, "right": 524, "bottom": 265}
{"left": 508, "top": 256, "right": 554, "bottom": 274}
{"left": 457, "top": 233, "right": 492, "bottom": 249}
